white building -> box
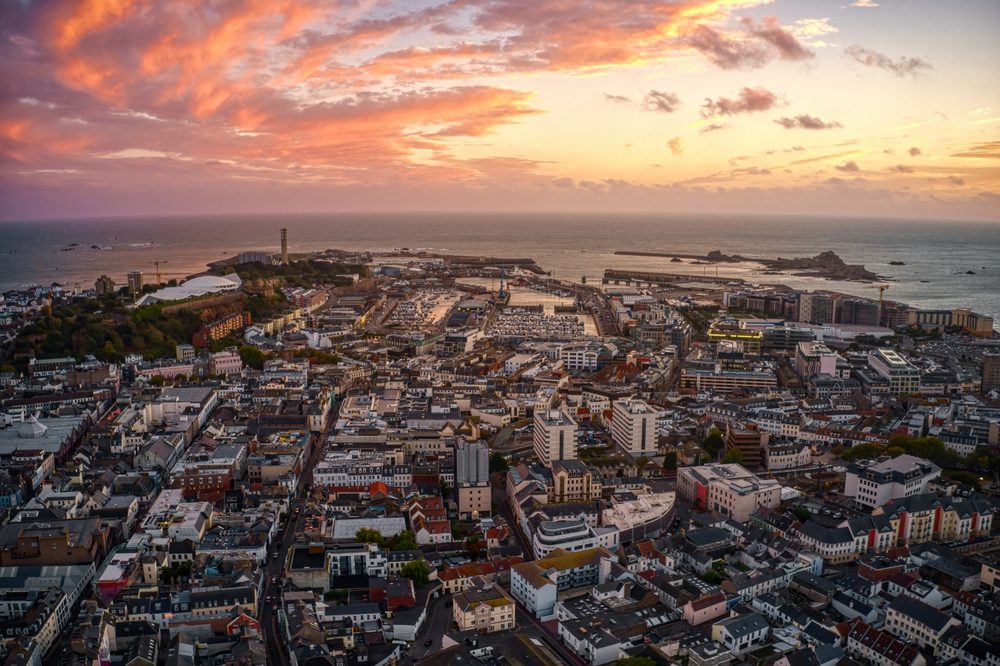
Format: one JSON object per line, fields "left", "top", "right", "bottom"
{"left": 610, "top": 399, "right": 659, "bottom": 456}
{"left": 533, "top": 408, "right": 578, "bottom": 466}
{"left": 844, "top": 455, "right": 941, "bottom": 509}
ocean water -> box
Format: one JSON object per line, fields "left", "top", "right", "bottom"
{"left": 1, "top": 213, "right": 998, "bottom": 319}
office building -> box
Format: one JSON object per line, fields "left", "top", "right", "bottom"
{"left": 795, "top": 341, "right": 839, "bottom": 379}
{"left": 909, "top": 308, "right": 994, "bottom": 337}
{"left": 610, "top": 399, "right": 659, "bottom": 455}
{"left": 280, "top": 228, "right": 288, "bottom": 264}
{"left": 844, "top": 454, "right": 941, "bottom": 509}
{"left": 868, "top": 348, "right": 920, "bottom": 395}
{"left": 533, "top": 408, "right": 578, "bottom": 467}
{"left": 677, "top": 464, "right": 780, "bottom": 522}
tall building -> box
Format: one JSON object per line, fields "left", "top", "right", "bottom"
{"left": 533, "top": 408, "right": 578, "bottom": 467}
{"left": 868, "top": 348, "right": 920, "bottom": 395}
{"left": 984, "top": 354, "right": 1000, "bottom": 392}
{"left": 725, "top": 425, "right": 768, "bottom": 469}
{"left": 280, "top": 228, "right": 288, "bottom": 265}
{"left": 795, "top": 341, "right": 839, "bottom": 379}
{"left": 94, "top": 275, "right": 115, "bottom": 296}
{"left": 456, "top": 440, "right": 490, "bottom": 520}
{"left": 839, "top": 298, "right": 880, "bottom": 326}
{"left": 610, "top": 399, "right": 659, "bottom": 456}
{"left": 798, "top": 292, "right": 837, "bottom": 325}
{"left": 127, "top": 271, "right": 144, "bottom": 297}
{"left": 456, "top": 440, "right": 489, "bottom": 485}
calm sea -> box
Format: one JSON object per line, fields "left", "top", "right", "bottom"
{"left": 1, "top": 213, "right": 998, "bottom": 320}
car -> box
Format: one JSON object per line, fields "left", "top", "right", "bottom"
{"left": 424, "top": 639, "right": 433, "bottom": 647}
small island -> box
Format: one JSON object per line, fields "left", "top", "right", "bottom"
{"left": 889, "top": 260, "right": 905, "bottom": 265}
{"left": 615, "top": 249, "right": 885, "bottom": 282}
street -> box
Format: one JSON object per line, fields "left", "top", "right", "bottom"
{"left": 405, "top": 593, "right": 452, "bottom": 661}
{"left": 261, "top": 409, "right": 333, "bottom": 665}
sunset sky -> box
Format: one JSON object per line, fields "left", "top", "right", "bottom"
{"left": 1, "top": 0, "right": 998, "bottom": 221}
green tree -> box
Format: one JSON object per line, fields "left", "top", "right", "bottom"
{"left": 239, "top": 345, "right": 267, "bottom": 370}
{"left": 489, "top": 452, "right": 509, "bottom": 474}
{"left": 839, "top": 442, "right": 886, "bottom": 462}
{"left": 703, "top": 427, "right": 725, "bottom": 460}
{"left": 944, "top": 470, "right": 982, "bottom": 490}
{"left": 663, "top": 451, "right": 678, "bottom": 470}
{"left": 885, "top": 446, "right": 906, "bottom": 458}
{"left": 400, "top": 559, "right": 430, "bottom": 586}
{"left": 439, "top": 478, "right": 451, "bottom": 499}
{"left": 355, "top": 528, "right": 384, "bottom": 545}
{"left": 791, "top": 506, "right": 811, "bottom": 522}
{"left": 721, "top": 448, "right": 744, "bottom": 464}
{"left": 388, "top": 530, "right": 418, "bottom": 551}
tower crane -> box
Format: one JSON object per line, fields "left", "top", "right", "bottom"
{"left": 154, "top": 260, "right": 168, "bottom": 285}
{"left": 865, "top": 283, "right": 890, "bottom": 324}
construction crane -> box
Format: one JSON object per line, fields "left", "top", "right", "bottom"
{"left": 154, "top": 260, "right": 168, "bottom": 285}
{"left": 865, "top": 283, "right": 890, "bottom": 323}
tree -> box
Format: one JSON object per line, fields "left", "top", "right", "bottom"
{"left": 663, "top": 451, "right": 678, "bottom": 470}
{"left": 439, "top": 478, "right": 451, "bottom": 499}
{"left": 944, "top": 470, "right": 982, "bottom": 490}
{"left": 885, "top": 446, "right": 906, "bottom": 458}
{"left": 400, "top": 559, "right": 430, "bottom": 586}
{"left": 239, "top": 345, "right": 267, "bottom": 370}
{"left": 388, "top": 530, "right": 418, "bottom": 551}
{"left": 703, "top": 427, "right": 725, "bottom": 460}
{"left": 466, "top": 535, "right": 483, "bottom": 560}
{"left": 355, "top": 528, "right": 384, "bottom": 545}
{"left": 839, "top": 442, "right": 886, "bottom": 462}
{"left": 489, "top": 452, "right": 509, "bottom": 474}
{"left": 791, "top": 506, "right": 811, "bottom": 522}
{"left": 721, "top": 448, "right": 744, "bottom": 464}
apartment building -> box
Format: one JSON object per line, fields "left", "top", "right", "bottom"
{"left": 873, "top": 493, "right": 994, "bottom": 544}
{"left": 511, "top": 547, "right": 612, "bottom": 619}
{"left": 533, "top": 408, "right": 578, "bottom": 466}
{"left": 884, "top": 596, "right": 960, "bottom": 651}
{"left": 610, "top": 399, "right": 659, "bottom": 456}
{"left": 846, "top": 621, "right": 925, "bottom": 666}
{"left": 452, "top": 582, "right": 516, "bottom": 633}
{"left": 710, "top": 613, "right": 770, "bottom": 656}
